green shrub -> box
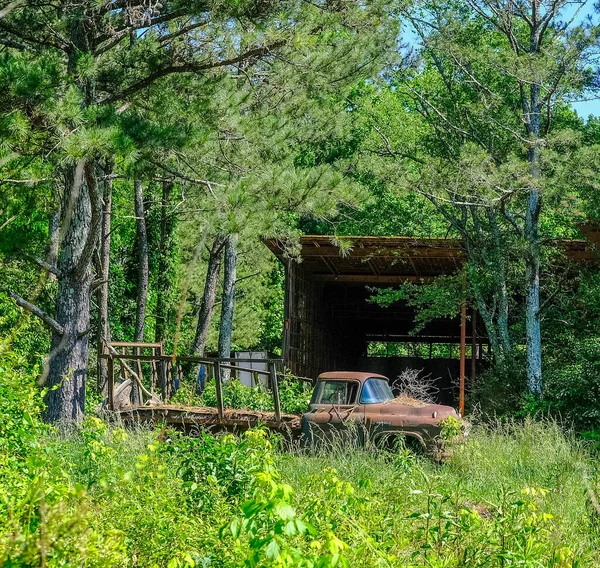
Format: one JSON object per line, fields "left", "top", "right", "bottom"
{"left": 172, "top": 373, "right": 313, "bottom": 415}
{"left": 161, "top": 428, "right": 277, "bottom": 509}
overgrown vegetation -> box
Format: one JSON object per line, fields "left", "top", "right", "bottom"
{"left": 171, "top": 374, "right": 313, "bottom": 415}
{"left": 1, "top": 360, "right": 599, "bottom": 567}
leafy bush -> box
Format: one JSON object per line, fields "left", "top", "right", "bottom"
{"left": 0, "top": 352, "right": 46, "bottom": 475}
{"left": 162, "top": 428, "right": 277, "bottom": 509}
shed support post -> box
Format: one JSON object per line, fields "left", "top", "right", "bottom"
{"left": 214, "top": 360, "right": 224, "bottom": 421}
{"left": 459, "top": 303, "right": 467, "bottom": 416}
{"left": 471, "top": 308, "right": 477, "bottom": 384}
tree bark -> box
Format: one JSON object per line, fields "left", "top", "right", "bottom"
{"left": 46, "top": 209, "right": 60, "bottom": 282}
{"left": 488, "top": 210, "right": 512, "bottom": 360}
{"left": 154, "top": 180, "right": 174, "bottom": 345}
{"left": 525, "top": 146, "right": 542, "bottom": 394}
{"left": 44, "top": 160, "right": 99, "bottom": 424}
{"left": 97, "top": 161, "right": 113, "bottom": 395}
{"left": 524, "top": 11, "right": 543, "bottom": 396}
{"left": 218, "top": 234, "right": 238, "bottom": 381}
{"left": 132, "top": 177, "right": 148, "bottom": 405}
{"left": 192, "top": 235, "right": 226, "bottom": 356}
{"left": 134, "top": 178, "right": 149, "bottom": 342}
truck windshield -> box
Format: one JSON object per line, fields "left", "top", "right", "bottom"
{"left": 360, "top": 378, "right": 394, "bottom": 404}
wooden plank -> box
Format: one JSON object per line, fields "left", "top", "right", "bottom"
{"left": 107, "top": 355, "right": 115, "bottom": 411}
{"left": 471, "top": 308, "right": 477, "bottom": 384}
{"left": 298, "top": 246, "right": 463, "bottom": 259}
{"left": 269, "top": 361, "right": 281, "bottom": 424}
{"left": 109, "top": 342, "right": 163, "bottom": 348}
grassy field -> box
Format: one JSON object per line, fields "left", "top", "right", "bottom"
{"left": 1, "top": 417, "right": 599, "bottom": 567}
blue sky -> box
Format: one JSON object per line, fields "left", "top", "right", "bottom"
{"left": 562, "top": 1, "right": 598, "bottom": 118}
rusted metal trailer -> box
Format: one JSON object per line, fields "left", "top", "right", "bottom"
{"left": 99, "top": 341, "right": 306, "bottom": 437}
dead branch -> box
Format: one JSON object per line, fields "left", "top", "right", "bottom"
{"left": 0, "top": 215, "right": 16, "bottom": 231}
{"left": 9, "top": 291, "right": 64, "bottom": 335}
{"left": 0, "top": 0, "right": 24, "bottom": 20}
{"left": 19, "top": 249, "right": 61, "bottom": 277}
{"left": 91, "top": 278, "right": 108, "bottom": 293}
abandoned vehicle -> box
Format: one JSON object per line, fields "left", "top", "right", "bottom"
{"left": 301, "top": 371, "right": 459, "bottom": 454}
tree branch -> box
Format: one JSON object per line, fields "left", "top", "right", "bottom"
{"left": 19, "top": 249, "right": 61, "bottom": 277}
{"left": 0, "top": 215, "right": 16, "bottom": 231}
{"left": 101, "top": 40, "right": 286, "bottom": 103}
{"left": 0, "top": 1, "right": 23, "bottom": 20}
{"left": 9, "top": 291, "right": 64, "bottom": 335}
{"left": 149, "top": 159, "right": 224, "bottom": 192}
{"left": 76, "top": 161, "right": 101, "bottom": 279}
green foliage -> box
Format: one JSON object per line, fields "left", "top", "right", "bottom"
{"left": 1, "top": 360, "right": 600, "bottom": 568}
{"left": 440, "top": 415, "right": 463, "bottom": 441}
{"left": 162, "top": 429, "right": 276, "bottom": 510}
{"left": 0, "top": 352, "right": 46, "bottom": 475}
{"left": 370, "top": 273, "right": 466, "bottom": 334}
{"left": 172, "top": 374, "right": 313, "bottom": 415}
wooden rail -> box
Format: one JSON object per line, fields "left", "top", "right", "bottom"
{"left": 98, "top": 342, "right": 311, "bottom": 424}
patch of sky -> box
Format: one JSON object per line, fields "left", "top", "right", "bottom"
{"left": 399, "top": 1, "right": 599, "bottom": 118}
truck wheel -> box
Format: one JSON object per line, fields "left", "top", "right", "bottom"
{"left": 381, "top": 433, "right": 425, "bottom": 455}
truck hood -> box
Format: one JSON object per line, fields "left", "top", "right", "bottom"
{"left": 368, "top": 401, "right": 458, "bottom": 422}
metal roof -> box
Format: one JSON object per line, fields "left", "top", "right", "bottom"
{"left": 264, "top": 235, "right": 596, "bottom": 284}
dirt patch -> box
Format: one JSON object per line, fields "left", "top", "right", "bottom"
{"left": 462, "top": 501, "right": 495, "bottom": 519}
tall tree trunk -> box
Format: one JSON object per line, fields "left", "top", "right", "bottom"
{"left": 525, "top": 143, "right": 542, "bottom": 394}
{"left": 97, "top": 161, "right": 113, "bottom": 395}
{"left": 45, "top": 161, "right": 99, "bottom": 423}
{"left": 155, "top": 181, "right": 174, "bottom": 345}
{"left": 524, "top": 17, "right": 543, "bottom": 395}
{"left": 132, "top": 178, "right": 148, "bottom": 405}
{"left": 192, "top": 235, "right": 226, "bottom": 356}
{"left": 488, "top": 210, "right": 512, "bottom": 360}
{"left": 218, "top": 234, "right": 238, "bottom": 381}
{"left": 134, "top": 178, "right": 149, "bottom": 342}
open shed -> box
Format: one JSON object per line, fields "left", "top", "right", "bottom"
{"left": 264, "top": 235, "right": 597, "bottom": 408}
{"left": 263, "top": 236, "right": 483, "bottom": 406}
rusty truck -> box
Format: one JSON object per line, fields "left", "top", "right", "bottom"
{"left": 301, "top": 371, "right": 459, "bottom": 454}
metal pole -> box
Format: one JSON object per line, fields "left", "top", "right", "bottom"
{"left": 214, "top": 360, "right": 224, "bottom": 421}
{"left": 471, "top": 308, "right": 477, "bottom": 385}
{"left": 269, "top": 361, "right": 281, "bottom": 424}
{"left": 459, "top": 303, "right": 467, "bottom": 416}
{"left": 107, "top": 355, "right": 115, "bottom": 411}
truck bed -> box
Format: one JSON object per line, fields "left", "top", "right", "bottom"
{"left": 116, "top": 404, "right": 302, "bottom": 434}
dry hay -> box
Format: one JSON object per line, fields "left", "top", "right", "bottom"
{"left": 387, "top": 394, "right": 429, "bottom": 407}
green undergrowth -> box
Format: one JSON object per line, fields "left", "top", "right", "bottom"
{"left": 171, "top": 375, "right": 313, "bottom": 415}
{"left": 1, "top": 361, "right": 600, "bottom": 566}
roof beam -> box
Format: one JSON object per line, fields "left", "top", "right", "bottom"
{"left": 298, "top": 246, "right": 463, "bottom": 259}
{"left": 312, "top": 274, "right": 434, "bottom": 284}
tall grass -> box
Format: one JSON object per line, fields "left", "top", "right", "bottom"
{"left": 278, "top": 418, "right": 600, "bottom": 565}
{"left": 2, "top": 412, "right": 599, "bottom": 566}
